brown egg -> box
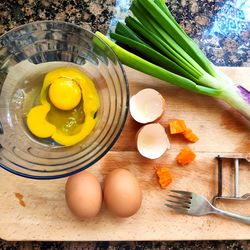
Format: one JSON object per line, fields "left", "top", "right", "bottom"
{"left": 65, "top": 171, "right": 102, "bottom": 219}
{"left": 104, "top": 169, "right": 142, "bottom": 217}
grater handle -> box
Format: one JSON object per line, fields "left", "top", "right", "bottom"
{"left": 213, "top": 206, "right": 250, "bottom": 225}
{"left": 234, "top": 158, "right": 239, "bottom": 197}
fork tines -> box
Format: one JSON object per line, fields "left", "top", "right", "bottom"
{"left": 165, "top": 190, "right": 192, "bottom": 213}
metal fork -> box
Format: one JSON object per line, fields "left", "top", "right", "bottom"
{"left": 166, "top": 190, "right": 250, "bottom": 225}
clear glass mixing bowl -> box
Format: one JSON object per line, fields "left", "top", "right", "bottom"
{"left": 0, "top": 21, "right": 129, "bottom": 179}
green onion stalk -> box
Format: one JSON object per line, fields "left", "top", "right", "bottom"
{"left": 95, "top": 0, "right": 250, "bottom": 121}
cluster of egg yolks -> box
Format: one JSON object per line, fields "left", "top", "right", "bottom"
{"left": 49, "top": 78, "right": 82, "bottom": 111}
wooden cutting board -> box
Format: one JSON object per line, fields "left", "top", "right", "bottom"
{"left": 0, "top": 66, "right": 250, "bottom": 241}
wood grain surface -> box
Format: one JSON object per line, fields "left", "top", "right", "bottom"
{"left": 0, "top": 66, "right": 249, "bottom": 241}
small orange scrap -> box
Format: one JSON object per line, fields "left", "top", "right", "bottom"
{"left": 169, "top": 119, "right": 187, "bottom": 134}
{"left": 176, "top": 147, "right": 196, "bottom": 166}
{"left": 156, "top": 167, "right": 172, "bottom": 189}
{"left": 14, "top": 192, "right": 26, "bottom": 207}
{"left": 182, "top": 128, "right": 199, "bottom": 143}
{"left": 169, "top": 119, "right": 199, "bottom": 143}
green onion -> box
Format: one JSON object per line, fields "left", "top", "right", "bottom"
{"left": 136, "top": 0, "right": 216, "bottom": 76}
{"left": 96, "top": 32, "right": 220, "bottom": 96}
{"left": 95, "top": 0, "right": 250, "bottom": 121}
{"left": 110, "top": 32, "right": 198, "bottom": 80}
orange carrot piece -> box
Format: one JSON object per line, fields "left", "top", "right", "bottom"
{"left": 169, "top": 119, "right": 187, "bottom": 134}
{"left": 183, "top": 128, "right": 199, "bottom": 143}
{"left": 156, "top": 167, "right": 172, "bottom": 189}
{"left": 176, "top": 147, "right": 196, "bottom": 166}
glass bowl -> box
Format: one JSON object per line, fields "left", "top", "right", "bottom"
{"left": 0, "top": 21, "right": 129, "bottom": 179}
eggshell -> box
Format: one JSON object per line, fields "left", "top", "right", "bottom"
{"left": 104, "top": 169, "right": 142, "bottom": 218}
{"left": 130, "top": 88, "right": 166, "bottom": 124}
{"left": 65, "top": 171, "right": 102, "bottom": 219}
{"left": 136, "top": 123, "right": 170, "bottom": 159}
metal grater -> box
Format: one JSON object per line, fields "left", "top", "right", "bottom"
{"left": 212, "top": 154, "right": 250, "bottom": 205}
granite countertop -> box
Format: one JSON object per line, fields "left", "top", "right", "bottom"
{"left": 0, "top": 0, "right": 249, "bottom": 249}
{"left": 0, "top": 0, "right": 249, "bottom": 66}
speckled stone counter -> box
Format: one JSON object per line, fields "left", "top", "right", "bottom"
{"left": 1, "top": 0, "right": 249, "bottom": 66}
{"left": 0, "top": 0, "right": 249, "bottom": 249}
{"left": 0, "top": 0, "right": 115, "bottom": 34}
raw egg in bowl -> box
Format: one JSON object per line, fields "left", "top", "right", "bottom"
{"left": 0, "top": 21, "right": 129, "bottom": 179}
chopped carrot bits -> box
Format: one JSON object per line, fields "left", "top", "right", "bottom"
{"left": 169, "top": 119, "right": 187, "bottom": 134}
{"left": 182, "top": 128, "right": 199, "bottom": 143}
{"left": 169, "top": 119, "right": 199, "bottom": 143}
{"left": 156, "top": 167, "right": 172, "bottom": 189}
{"left": 176, "top": 147, "right": 196, "bottom": 166}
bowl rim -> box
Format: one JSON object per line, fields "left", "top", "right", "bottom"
{"left": 0, "top": 20, "right": 129, "bottom": 180}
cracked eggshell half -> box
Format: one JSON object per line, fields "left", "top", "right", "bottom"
{"left": 136, "top": 123, "right": 170, "bottom": 159}
{"left": 129, "top": 88, "right": 166, "bottom": 124}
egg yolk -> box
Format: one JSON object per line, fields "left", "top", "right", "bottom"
{"left": 49, "top": 78, "right": 81, "bottom": 111}
{"left": 27, "top": 67, "right": 100, "bottom": 146}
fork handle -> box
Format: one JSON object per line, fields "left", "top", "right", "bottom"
{"left": 212, "top": 206, "right": 250, "bottom": 225}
